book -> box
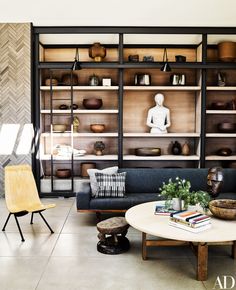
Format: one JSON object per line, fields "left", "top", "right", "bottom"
{"left": 154, "top": 205, "right": 176, "bottom": 216}
{"left": 170, "top": 210, "right": 210, "bottom": 224}
{"left": 170, "top": 217, "right": 211, "bottom": 228}
{"left": 169, "top": 221, "right": 212, "bottom": 233}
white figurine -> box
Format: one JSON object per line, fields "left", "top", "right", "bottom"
{"left": 146, "top": 93, "right": 171, "bottom": 134}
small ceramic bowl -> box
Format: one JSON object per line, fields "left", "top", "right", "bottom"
{"left": 217, "top": 122, "right": 236, "bottom": 133}
{"left": 83, "top": 98, "right": 103, "bottom": 109}
{"left": 53, "top": 124, "right": 67, "bottom": 132}
{"left": 56, "top": 169, "right": 71, "bottom": 179}
{"left": 90, "top": 124, "right": 105, "bottom": 133}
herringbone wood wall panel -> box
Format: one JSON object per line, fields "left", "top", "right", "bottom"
{"left": 0, "top": 23, "right": 31, "bottom": 195}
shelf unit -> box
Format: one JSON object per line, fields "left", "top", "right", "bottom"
{"left": 32, "top": 26, "right": 236, "bottom": 196}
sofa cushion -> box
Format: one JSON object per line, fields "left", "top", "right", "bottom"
{"left": 87, "top": 166, "right": 118, "bottom": 196}
{"left": 90, "top": 193, "right": 162, "bottom": 210}
{"left": 95, "top": 172, "right": 126, "bottom": 198}
{"left": 119, "top": 168, "right": 209, "bottom": 193}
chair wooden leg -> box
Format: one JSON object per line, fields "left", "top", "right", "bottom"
{"left": 38, "top": 212, "right": 54, "bottom": 234}
{"left": 14, "top": 215, "right": 25, "bottom": 242}
{"left": 2, "top": 213, "right": 12, "bottom": 231}
{"left": 30, "top": 213, "right": 34, "bottom": 224}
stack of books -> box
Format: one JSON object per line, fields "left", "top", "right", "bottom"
{"left": 169, "top": 210, "right": 211, "bottom": 233}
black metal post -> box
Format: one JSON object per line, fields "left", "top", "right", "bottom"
{"left": 38, "top": 212, "right": 54, "bottom": 233}
{"left": 14, "top": 215, "right": 25, "bottom": 242}
{"left": 2, "top": 213, "right": 12, "bottom": 231}
{"left": 30, "top": 213, "right": 34, "bottom": 224}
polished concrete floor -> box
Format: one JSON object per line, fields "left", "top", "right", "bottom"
{"left": 0, "top": 197, "right": 235, "bottom": 290}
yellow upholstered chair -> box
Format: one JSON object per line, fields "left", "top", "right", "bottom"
{"left": 2, "top": 164, "right": 56, "bottom": 242}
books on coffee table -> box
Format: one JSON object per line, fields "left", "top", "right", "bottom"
{"left": 154, "top": 205, "right": 176, "bottom": 216}
{"left": 169, "top": 210, "right": 211, "bottom": 233}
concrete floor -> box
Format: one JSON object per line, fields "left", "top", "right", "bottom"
{"left": 0, "top": 197, "right": 235, "bottom": 290}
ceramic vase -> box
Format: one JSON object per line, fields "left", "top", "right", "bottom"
{"left": 182, "top": 142, "right": 190, "bottom": 156}
{"left": 172, "top": 198, "right": 182, "bottom": 210}
{"left": 171, "top": 141, "right": 182, "bottom": 155}
{"left": 89, "top": 43, "right": 106, "bottom": 62}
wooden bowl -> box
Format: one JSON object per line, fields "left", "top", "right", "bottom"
{"left": 218, "top": 41, "right": 236, "bottom": 62}
{"left": 209, "top": 199, "right": 236, "bottom": 220}
{"left": 83, "top": 98, "right": 103, "bottom": 109}
{"left": 211, "top": 102, "right": 227, "bottom": 110}
{"left": 216, "top": 147, "right": 232, "bottom": 156}
{"left": 61, "top": 73, "right": 78, "bottom": 85}
{"left": 135, "top": 148, "right": 161, "bottom": 156}
{"left": 217, "top": 122, "right": 236, "bottom": 133}
{"left": 90, "top": 124, "right": 105, "bottom": 133}
{"left": 53, "top": 124, "right": 67, "bottom": 132}
{"left": 45, "top": 78, "right": 59, "bottom": 86}
{"left": 56, "top": 169, "right": 71, "bottom": 179}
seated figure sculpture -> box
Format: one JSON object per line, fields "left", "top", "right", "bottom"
{"left": 146, "top": 93, "right": 171, "bottom": 133}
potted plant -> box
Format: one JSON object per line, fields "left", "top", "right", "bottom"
{"left": 159, "top": 177, "right": 211, "bottom": 211}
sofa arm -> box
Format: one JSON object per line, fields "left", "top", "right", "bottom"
{"left": 76, "top": 182, "right": 91, "bottom": 210}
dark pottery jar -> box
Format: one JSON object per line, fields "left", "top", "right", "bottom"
{"left": 89, "top": 43, "right": 106, "bottom": 62}
{"left": 83, "top": 98, "right": 103, "bottom": 109}
{"left": 171, "top": 141, "right": 182, "bottom": 155}
{"left": 94, "top": 141, "right": 105, "bottom": 156}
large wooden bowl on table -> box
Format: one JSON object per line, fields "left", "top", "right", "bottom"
{"left": 209, "top": 199, "right": 236, "bottom": 220}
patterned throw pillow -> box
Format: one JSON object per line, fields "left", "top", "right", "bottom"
{"left": 87, "top": 166, "right": 118, "bottom": 197}
{"left": 94, "top": 172, "right": 126, "bottom": 198}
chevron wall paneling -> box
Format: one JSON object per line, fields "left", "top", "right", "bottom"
{"left": 0, "top": 23, "right": 31, "bottom": 196}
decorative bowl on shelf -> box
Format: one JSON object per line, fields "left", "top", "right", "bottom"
{"left": 70, "top": 104, "right": 79, "bottom": 110}
{"left": 175, "top": 55, "right": 186, "bottom": 62}
{"left": 135, "top": 148, "right": 161, "bottom": 156}
{"left": 209, "top": 199, "right": 236, "bottom": 220}
{"left": 90, "top": 124, "right": 105, "bottom": 133}
{"left": 210, "top": 102, "right": 227, "bottom": 110}
{"left": 59, "top": 104, "right": 69, "bottom": 110}
{"left": 217, "top": 122, "right": 236, "bottom": 133}
{"left": 83, "top": 98, "right": 103, "bottom": 109}
{"left": 56, "top": 169, "right": 71, "bottom": 179}
{"left": 216, "top": 147, "right": 232, "bottom": 156}
{"left": 53, "top": 124, "right": 67, "bottom": 132}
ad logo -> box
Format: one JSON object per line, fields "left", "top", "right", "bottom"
{"left": 213, "top": 275, "right": 235, "bottom": 289}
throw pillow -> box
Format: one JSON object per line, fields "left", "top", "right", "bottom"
{"left": 94, "top": 172, "right": 126, "bottom": 198}
{"left": 87, "top": 166, "right": 118, "bottom": 197}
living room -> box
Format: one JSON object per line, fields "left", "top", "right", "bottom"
{"left": 1, "top": 1, "right": 236, "bottom": 290}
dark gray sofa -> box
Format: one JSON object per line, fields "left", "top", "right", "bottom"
{"left": 76, "top": 168, "right": 236, "bottom": 213}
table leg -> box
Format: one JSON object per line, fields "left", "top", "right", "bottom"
{"left": 197, "top": 242, "right": 208, "bottom": 281}
{"left": 232, "top": 241, "right": 236, "bottom": 259}
{"left": 142, "top": 232, "right": 147, "bottom": 260}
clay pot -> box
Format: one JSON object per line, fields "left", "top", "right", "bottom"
{"left": 59, "top": 104, "right": 69, "bottom": 110}
{"left": 56, "top": 169, "right": 71, "bottom": 179}
{"left": 90, "top": 124, "right": 105, "bottom": 133}
{"left": 53, "top": 124, "right": 67, "bottom": 132}
{"left": 218, "top": 41, "right": 236, "bottom": 62}
{"left": 81, "top": 163, "right": 96, "bottom": 177}
{"left": 45, "top": 78, "right": 59, "bottom": 86}
{"left": 89, "top": 43, "right": 106, "bottom": 62}
{"left": 83, "top": 98, "right": 103, "bottom": 109}
{"left": 171, "top": 141, "right": 182, "bottom": 155}
{"left": 182, "top": 142, "right": 190, "bottom": 156}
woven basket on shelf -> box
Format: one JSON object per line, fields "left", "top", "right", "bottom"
{"left": 45, "top": 78, "right": 59, "bottom": 86}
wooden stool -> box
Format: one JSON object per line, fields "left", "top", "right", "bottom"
{"left": 96, "top": 217, "right": 130, "bottom": 254}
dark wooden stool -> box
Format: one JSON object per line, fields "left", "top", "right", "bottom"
{"left": 97, "top": 217, "right": 130, "bottom": 254}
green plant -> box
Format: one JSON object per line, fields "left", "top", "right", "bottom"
{"left": 159, "top": 177, "right": 191, "bottom": 200}
{"left": 184, "top": 190, "right": 211, "bottom": 209}
{"left": 159, "top": 177, "right": 211, "bottom": 209}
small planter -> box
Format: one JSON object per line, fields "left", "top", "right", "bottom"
{"left": 172, "top": 198, "right": 182, "bottom": 211}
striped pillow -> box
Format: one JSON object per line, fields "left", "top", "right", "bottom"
{"left": 95, "top": 172, "right": 126, "bottom": 198}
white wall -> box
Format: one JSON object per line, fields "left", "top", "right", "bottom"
{"left": 1, "top": 0, "right": 236, "bottom": 26}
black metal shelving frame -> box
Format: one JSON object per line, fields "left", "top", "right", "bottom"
{"left": 32, "top": 26, "right": 236, "bottom": 196}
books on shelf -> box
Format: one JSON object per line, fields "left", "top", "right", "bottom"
{"left": 169, "top": 210, "right": 211, "bottom": 233}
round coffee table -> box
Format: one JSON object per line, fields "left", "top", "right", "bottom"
{"left": 125, "top": 201, "right": 236, "bottom": 281}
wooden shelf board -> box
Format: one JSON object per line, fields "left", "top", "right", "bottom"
{"left": 40, "top": 154, "right": 118, "bottom": 161}
{"left": 207, "top": 86, "right": 236, "bottom": 91}
{"left": 206, "top": 155, "right": 236, "bottom": 161}
{"left": 123, "top": 133, "right": 200, "bottom": 137}
{"left": 206, "top": 110, "right": 236, "bottom": 114}
{"left": 123, "top": 155, "right": 199, "bottom": 161}
{"left": 206, "top": 133, "right": 236, "bottom": 138}
{"left": 124, "top": 86, "right": 201, "bottom": 91}
{"left": 41, "top": 109, "right": 118, "bottom": 114}
{"left": 41, "top": 132, "right": 118, "bottom": 137}
{"left": 40, "top": 86, "right": 119, "bottom": 91}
